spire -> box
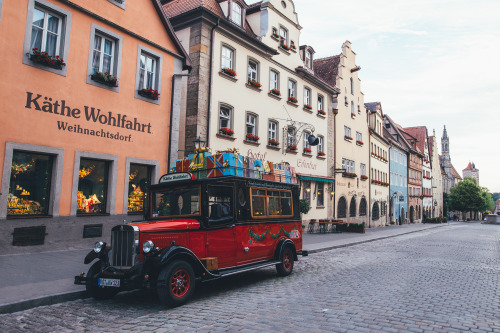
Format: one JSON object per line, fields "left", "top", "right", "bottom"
{"left": 442, "top": 125, "right": 448, "bottom": 139}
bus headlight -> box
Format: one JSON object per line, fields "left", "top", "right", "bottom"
{"left": 143, "top": 240, "right": 155, "bottom": 254}
{"left": 94, "top": 241, "right": 105, "bottom": 253}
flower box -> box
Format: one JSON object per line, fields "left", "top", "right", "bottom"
{"left": 268, "top": 139, "right": 280, "bottom": 147}
{"left": 303, "top": 104, "right": 312, "bottom": 110}
{"left": 246, "top": 133, "right": 259, "bottom": 142}
{"left": 221, "top": 68, "right": 236, "bottom": 77}
{"left": 317, "top": 151, "right": 326, "bottom": 157}
{"left": 29, "top": 48, "right": 65, "bottom": 70}
{"left": 356, "top": 140, "right": 364, "bottom": 145}
{"left": 342, "top": 172, "right": 357, "bottom": 178}
{"left": 287, "top": 96, "right": 298, "bottom": 104}
{"left": 351, "top": 113, "right": 356, "bottom": 118}
{"left": 218, "top": 127, "right": 234, "bottom": 136}
{"left": 138, "top": 87, "right": 160, "bottom": 100}
{"left": 270, "top": 88, "right": 281, "bottom": 96}
{"left": 317, "top": 109, "right": 326, "bottom": 116}
{"left": 280, "top": 43, "right": 291, "bottom": 51}
{"left": 91, "top": 71, "right": 118, "bottom": 87}
{"left": 287, "top": 144, "right": 297, "bottom": 151}
{"left": 303, "top": 147, "right": 312, "bottom": 153}
{"left": 271, "top": 32, "right": 279, "bottom": 39}
{"left": 361, "top": 175, "right": 368, "bottom": 180}
{"left": 247, "top": 79, "right": 262, "bottom": 89}
{"left": 344, "top": 135, "right": 353, "bottom": 141}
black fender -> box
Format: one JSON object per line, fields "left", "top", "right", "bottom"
{"left": 84, "top": 245, "right": 111, "bottom": 265}
{"left": 156, "top": 245, "right": 219, "bottom": 280}
{"left": 274, "top": 238, "right": 298, "bottom": 262}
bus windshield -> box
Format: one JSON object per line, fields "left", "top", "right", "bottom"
{"left": 151, "top": 186, "right": 201, "bottom": 218}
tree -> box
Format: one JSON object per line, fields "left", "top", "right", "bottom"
{"left": 481, "top": 188, "right": 495, "bottom": 213}
{"left": 448, "top": 177, "right": 485, "bottom": 219}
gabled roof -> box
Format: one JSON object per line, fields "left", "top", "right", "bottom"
{"left": 451, "top": 165, "right": 462, "bottom": 180}
{"left": 428, "top": 135, "right": 435, "bottom": 162}
{"left": 463, "top": 161, "right": 478, "bottom": 171}
{"left": 404, "top": 126, "right": 428, "bottom": 155}
{"left": 383, "top": 114, "right": 412, "bottom": 152}
{"left": 365, "top": 102, "right": 379, "bottom": 113}
{"left": 312, "top": 55, "right": 341, "bottom": 88}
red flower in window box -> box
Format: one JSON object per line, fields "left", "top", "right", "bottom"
{"left": 268, "top": 139, "right": 280, "bottom": 146}
{"left": 345, "top": 96, "right": 349, "bottom": 106}
{"left": 138, "top": 87, "right": 160, "bottom": 100}
{"left": 342, "top": 172, "right": 357, "bottom": 178}
{"left": 91, "top": 71, "right": 118, "bottom": 87}
{"left": 356, "top": 140, "right": 364, "bottom": 145}
{"left": 271, "top": 31, "right": 279, "bottom": 39}
{"left": 303, "top": 147, "right": 312, "bottom": 153}
{"left": 361, "top": 175, "right": 368, "bottom": 180}
{"left": 304, "top": 104, "right": 312, "bottom": 110}
{"left": 287, "top": 144, "right": 297, "bottom": 151}
{"left": 218, "top": 127, "right": 234, "bottom": 136}
{"left": 317, "top": 109, "right": 326, "bottom": 116}
{"left": 29, "top": 48, "right": 65, "bottom": 69}
{"left": 245, "top": 133, "right": 259, "bottom": 142}
{"left": 317, "top": 151, "right": 326, "bottom": 157}
{"left": 221, "top": 68, "right": 237, "bottom": 77}
{"left": 270, "top": 88, "right": 281, "bottom": 96}
{"left": 344, "top": 135, "right": 353, "bottom": 141}
{"left": 247, "top": 78, "right": 262, "bottom": 88}
{"left": 287, "top": 96, "right": 298, "bottom": 104}
{"left": 280, "top": 43, "right": 291, "bottom": 51}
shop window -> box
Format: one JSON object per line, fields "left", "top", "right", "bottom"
{"left": 77, "top": 158, "right": 109, "bottom": 214}
{"left": 86, "top": 23, "right": 123, "bottom": 91}
{"left": 135, "top": 45, "right": 163, "bottom": 104}
{"left": 337, "top": 196, "right": 347, "bottom": 218}
{"left": 317, "top": 184, "right": 324, "bottom": 207}
{"left": 349, "top": 196, "right": 356, "bottom": 217}
{"left": 359, "top": 197, "right": 367, "bottom": 216}
{"left": 127, "top": 164, "right": 153, "bottom": 214}
{"left": 372, "top": 202, "right": 380, "bottom": 220}
{"left": 8, "top": 151, "right": 53, "bottom": 216}
{"left": 22, "top": 0, "right": 72, "bottom": 76}
{"left": 303, "top": 181, "right": 311, "bottom": 200}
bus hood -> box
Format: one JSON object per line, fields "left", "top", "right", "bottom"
{"left": 130, "top": 219, "right": 200, "bottom": 232}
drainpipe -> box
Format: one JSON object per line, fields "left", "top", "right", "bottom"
{"left": 168, "top": 73, "right": 191, "bottom": 170}
{"left": 206, "top": 18, "right": 220, "bottom": 148}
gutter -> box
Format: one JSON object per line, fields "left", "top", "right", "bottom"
{"left": 206, "top": 18, "right": 220, "bottom": 148}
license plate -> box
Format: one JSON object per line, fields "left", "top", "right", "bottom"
{"left": 98, "top": 278, "right": 120, "bottom": 287}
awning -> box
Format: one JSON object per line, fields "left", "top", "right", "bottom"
{"left": 298, "top": 175, "right": 335, "bottom": 183}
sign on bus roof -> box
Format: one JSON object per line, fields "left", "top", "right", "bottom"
{"left": 159, "top": 173, "right": 194, "bottom": 183}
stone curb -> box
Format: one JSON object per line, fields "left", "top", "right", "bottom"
{"left": 305, "top": 224, "right": 447, "bottom": 254}
{"left": 0, "top": 223, "right": 448, "bottom": 314}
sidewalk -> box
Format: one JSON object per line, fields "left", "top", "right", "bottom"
{"left": 0, "top": 222, "right": 450, "bottom": 314}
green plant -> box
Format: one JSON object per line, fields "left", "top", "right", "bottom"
{"left": 299, "top": 199, "right": 311, "bottom": 215}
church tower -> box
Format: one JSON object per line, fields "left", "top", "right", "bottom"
{"left": 440, "top": 126, "right": 453, "bottom": 192}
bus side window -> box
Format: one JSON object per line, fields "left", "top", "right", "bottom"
{"left": 208, "top": 185, "right": 233, "bottom": 225}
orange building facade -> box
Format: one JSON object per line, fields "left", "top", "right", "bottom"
{"left": 0, "top": 0, "right": 190, "bottom": 252}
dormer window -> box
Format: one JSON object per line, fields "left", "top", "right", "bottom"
{"left": 305, "top": 50, "right": 312, "bottom": 69}
{"left": 231, "top": 2, "right": 242, "bottom": 26}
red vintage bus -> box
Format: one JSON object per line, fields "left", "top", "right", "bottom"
{"left": 75, "top": 172, "right": 303, "bottom": 307}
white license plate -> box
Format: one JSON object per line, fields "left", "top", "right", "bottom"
{"left": 98, "top": 278, "right": 120, "bottom": 287}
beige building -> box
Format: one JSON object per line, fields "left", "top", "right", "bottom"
{"left": 366, "top": 102, "right": 390, "bottom": 227}
{"left": 429, "top": 131, "right": 444, "bottom": 218}
{"left": 315, "top": 41, "right": 370, "bottom": 225}
{"left": 164, "top": 0, "right": 338, "bottom": 222}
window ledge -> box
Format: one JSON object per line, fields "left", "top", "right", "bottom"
{"left": 302, "top": 152, "right": 313, "bottom": 157}
{"left": 278, "top": 46, "right": 291, "bottom": 54}
{"left": 218, "top": 71, "right": 238, "bottom": 82}
{"left": 286, "top": 149, "right": 298, "bottom": 154}
{"left": 303, "top": 107, "right": 313, "bottom": 113}
{"left": 271, "top": 35, "right": 280, "bottom": 41}
{"left": 287, "top": 101, "right": 299, "bottom": 108}
{"left": 267, "top": 145, "right": 281, "bottom": 151}
{"left": 268, "top": 92, "right": 282, "bottom": 100}
{"left": 317, "top": 113, "right": 326, "bottom": 118}
{"left": 316, "top": 206, "right": 325, "bottom": 209}
{"left": 290, "top": 47, "right": 297, "bottom": 53}
{"left": 216, "top": 133, "right": 236, "bottom": 141}
{"left": 244, "top": 140, "right": 260, "bottom": 146}
{"left": 316, "top": 155, "right": 326, "bottom": 160}
{"left": 245, "top": 83, "right": 262, "bottom": 92}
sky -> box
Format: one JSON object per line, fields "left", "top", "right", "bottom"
{"left": 248, "top": 0, "right": 500, "bottom": 192}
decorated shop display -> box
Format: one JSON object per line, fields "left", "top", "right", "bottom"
{"left": 172, "top": 147, "right": 297, "bottom": 183}
{"left": 128, "top": 185, "right": 145, "bottom": 213}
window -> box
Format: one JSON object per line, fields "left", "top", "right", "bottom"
{"left": 305, "top": 50, "right": 312, "bottom": 69}
{"left": 304, "top": 88, "right": 311, "bottom": 106}
{"left": 344, "top": 126, "right": 351, "bottom": 138}
{"left": 287, "top": 127, "right": 296, "bottom": 146}
{"left": 360, "top": 163, "right": 366, "bottom": 177}
{"left": 342, "top": 158, "right": 355, "bottom": 173}
{"left": 270, "top": 70, "right": 279, "bottom": 90}
{"left": 288, "top": 79, "right": 296, "bottom": 98}
{"left": 349, "top": 197, "right": 356, "bottom": 217}
{"left": 251, "top": 188, "right": 293, "bottom": 218}
{"left": 303, "top": 181, "right": 311, "bottom": 200}
{"left": 350, "top": 77, "right": 354, "bottom": 94}
{"left": 231, "top": 2, "right": 242, "bottom": 26}
{"left": 86, "top": 24, "right": 122, "bottom": 90}
{"left": 317, "top": 136, "right": 324, "bottom": 154}
{"left": 127, "top": 163, "right": 153, "bottom": 214}
{"left": 337, "top": 197, "right": 347, "bottom": 218}
{"left": 77, "top": 158, "right": 109, "bottom": 214}
{"left": 351, "top": 101, "right": 355, "bottom": 114}
{"left": 279, "top": 26, "right": 287, "bottom": 45}
{"left": 268, "top": 121, "right": 278, "bottom": 141}
{"left": 209, "top": 186, "right": 233, "bottom": 224}
{"left": 359, "top": 197, "right": 367, "bottom": 216}
{"left": 248, "top": 59, "right": 258, "bottom": 82}
{"left": 23, "top": 0, "right": 72, "bottom": 76}
{"left": 135, "top": 45, "right": 163, "bottom": 104}
{"left": 246, "top": 113, "right": 257, "bottom": 135}
{"left": 8, "top": 151, "right": 53, "bottom": 216}
{"left": 221, "top": 45, "right": 234, "bottom": 70}
{"left": 107, "top": 0, "right": 126, "bottom": 9}
{"left": 219, "top": 105, "right": 232, "bottom": 130}
{"left": 153, "top": 186, "right": 201, "bottom": 218}
{"left": 317, "top": 184, "right": 324, "bottom": 207}
{"left": 303, "top": 132, "right": 310, "bottom": 150}
{"left": 372, "top": 202, "right": 380, "bottom": 220}
{"left": 356, "top": 131, "right": 362, "bottom": 143}
{"left": 318, "top": 95, "right": 324, "bottom": 110}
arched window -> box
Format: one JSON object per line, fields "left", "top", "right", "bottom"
{"left": 372, "top": 202, "right": 380, "bottom": 220}
{"left": 338, "top": 197, "right": 347, "bottom": 218}
{"left": 359, "top": 197, "right": 367, "bottom": 216}
{"left": 349, "top": 196, "right": 356, "bottom": 217}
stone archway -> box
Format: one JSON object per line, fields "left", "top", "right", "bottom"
{"left": 372, "top": 202, "right": 380, "bottom": 221}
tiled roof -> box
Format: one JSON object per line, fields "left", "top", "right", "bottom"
{"left": 364, "top": 102, "right": 379, "bottom": 113}
{"left": 428, "top": 136, "right": 434, "bottom": 162}
{"left": 404, "top": 126, "right": 428, "bottom": 155}
{"left": 463, "top": 161, "right": 477, "bottom": 171}
{"left": 313, "top": 55, "right": 340, "bottom": 88}
{"left": 163, "top": 0, "right": 224, "bottom": 18}
{"left": 451, "top": 165, "right": 462, "bottom": 180}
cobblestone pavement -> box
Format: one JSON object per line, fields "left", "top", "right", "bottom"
{"left": 1, "top": 222, "right": 499, "bottom": 332}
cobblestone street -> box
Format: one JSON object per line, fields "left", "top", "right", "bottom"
{"left": 1, "top": 222, "right": 499, "bottom": 332}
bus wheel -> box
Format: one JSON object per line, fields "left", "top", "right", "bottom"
{"left": 157, "top": 260, "right": 195, "bottom": 307}
{"left": 276, "top": 246, "right": 294, "bottom": 276}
